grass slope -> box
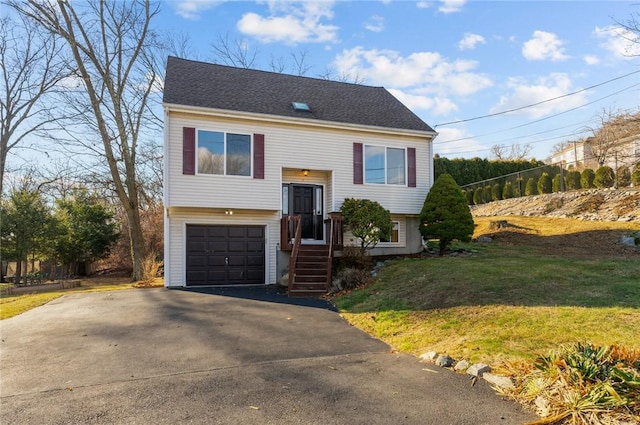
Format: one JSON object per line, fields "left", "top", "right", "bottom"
{"left": 333, "top": 216, "right": 640, "bottom": 367}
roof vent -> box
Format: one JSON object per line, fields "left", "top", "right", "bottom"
{"left": 291, "top": 102, "right": 311, "bottom": 112}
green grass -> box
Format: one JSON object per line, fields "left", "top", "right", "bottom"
{"left": 333, "top": 220, "right": 640, "bottom": 367}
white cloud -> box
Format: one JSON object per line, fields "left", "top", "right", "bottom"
{"left": 172, "top": 0, "right": 222, "bottom": 20}
{"left": 332, "top": 47, "right": 492, "bottom": 116}
{"left": 594, "top": 25, "right": 640, "bottom": 58}
{"left": 416, "top": 1, "right": 431, "bottom": 8}
{"left": 388, "top": 89, "right": 458, "bottom": 116}
{"left": 237, "top": 1, "right": 339, "bottom": 44}
{"left": 364, "top": 15, "right": 384, "bottom": 32}
{"left": 522, "top": 30, "right": 569, "bottom": 61}
{"left": 583, "top": 54, "right": 600, "bottom": 65}
{"left": 490, "top": 73, "right": 587, "bottom": 118}
{"left": 439, "top": 0, "right": 466, "bottom": 14}
{"left": 433, "top": 127, "right": 486, "bottom": 158}
{"left": 458, "top": 33, "right": 486, "bottom": 51}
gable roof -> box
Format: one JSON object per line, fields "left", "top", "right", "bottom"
{"left": 163, "top": 56, "right": 435, "bottom": 134}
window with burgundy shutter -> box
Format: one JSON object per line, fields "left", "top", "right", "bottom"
{"left": 353, "top": 142, "right": 363, "bottom": 184}
{"left": 407, "top": 147, "right": 416, "bottom": 187}
{"left": 253, "top": 134, "right": 264, "bottom": 179}
{"left": 183, "top": 127, "right": 195, "bottom": 175}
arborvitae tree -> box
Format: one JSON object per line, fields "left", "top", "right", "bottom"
{"left": 565, "top": 171, "right": 582, "bottom": 190}
{"left": 525, "top": 177, "right": 537, "bottom": 196}
{"left": 594, "top": 166, "right": 615, "bottom": 188}
{"left": 502, "top": 181, "right": 514, "bottom": 199}
{"left": 552, "top": 173, "right": 562, "bottom": 192}
{"left": 491, "top": 183, "right": 503, "bottom": 201}
{"left": 466, "top": 189, "right": 474, "bottom": 205}
{"left": 616, "top": 166, "right": 631, "bottom": 187}
{"left": 419, "top": 174, "right": 474, "bottom": 256}
{"left": 473, "top": 187, "right": 484, "bottom": 205}
{"left": 537, "top": 172, "right": 552, "bottom": 194}
{"left": 632, "top": 162, "right": 640, "bottom": 186}
{"left": 483, "top": 185, "right": 492, "bottom": 203}
{"left": 581, "top": 168, "right": 595, "bottom": 188}
{"left": 514, "top": 177, "right": 524, "bottom": 197}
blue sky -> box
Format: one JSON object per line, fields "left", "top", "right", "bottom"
{"left": 157, "top": 0, "right": 640, "bottom": 161}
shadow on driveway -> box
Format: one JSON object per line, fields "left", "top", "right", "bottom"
{"left": 173, "top": 284, "right": 337, "bottom": 311}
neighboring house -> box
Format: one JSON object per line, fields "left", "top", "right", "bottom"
{"left": 163, "top": 56, "right": 437, "bottom": 294}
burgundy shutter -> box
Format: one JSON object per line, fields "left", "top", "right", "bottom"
{"left": 407, "top": 147, "right": 416, "bottom": 187}
{"left": 353, "top": 142, "right": 363, "bottom": 184}
{"left": 183, "top": 127, "right": 195, "bottom": 175}
{"left": 253, "top": 133, "right": 265, "bottom": 179}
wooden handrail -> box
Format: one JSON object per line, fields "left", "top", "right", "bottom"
{"left": 287, "top": 215, "right": 302, "bottom": 296}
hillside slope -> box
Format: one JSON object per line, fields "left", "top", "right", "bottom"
{"left": 471, "top": 188, "right": 640, "bottom": 222}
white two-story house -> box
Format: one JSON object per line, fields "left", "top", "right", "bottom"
{"left": 163, "top": 56, "right": 437, "bottom": 295}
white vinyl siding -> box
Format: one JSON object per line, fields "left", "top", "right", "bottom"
{"left": 166, "top": 111, "right": 432, "bottom": 215}
{"left": 165, "top": 207, "right": 279, "bottom": 287}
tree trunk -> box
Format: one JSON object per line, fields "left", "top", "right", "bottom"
{"left": 126, "top": 206, "right": 147, "bottom": 281}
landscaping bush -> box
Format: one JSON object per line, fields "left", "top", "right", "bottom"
{"left": 502, "top": 181, "right": 514, "bottom": 199}
{"left": 552, "top": 173, "right": 562, "bottom": 192}
{"left": 491, "top": 183, "right": 502, "bottom": 201}
{"left": 537, "top": 172, "right": 552, "bottom": 194}
{"left": 473, "top": 187, "right": 484, "bottom": 205}
{"left": 632, "top": 162, "right": 640, "bottom": 186}
{"left": 616, "top": 166, "right": 631, "bottom": 188}
{"left": 525, "top": 177, "right": 537, "bottom": 196}
{"left": 483, "top": 185, "right": 493, "bottom": 203}
{"left": 419, "top": 174, "right": 474, "bottom": 256}
{"left": 465, "top": 189, "right": 474, "bottom": 205}
{"left": 565, "top": 170, "right": 581, "bottom": 190}
{"left": 337, "top": 245, "right": 373, "bottom": 270}
{"left": 581, "top": 168, "right": 595, "bottom": 188}
{"left": 332, "top": 267, "right": 372, "bottom": 292}
{"left": 512, "top": 342, "right": 640, "bottom": 425}
{"left": 340, "top": 198, "right": 392, "bottom": 251}
{"left": 594, "top": 166, "right": 615, "bottom": 188}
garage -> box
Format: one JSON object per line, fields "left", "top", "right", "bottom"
{"left": 186, "top": 225, "right": 265, "bottom": 286}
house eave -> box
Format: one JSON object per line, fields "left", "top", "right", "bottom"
{"left": 163, "top": 103, "right": 437, "bottom": 140}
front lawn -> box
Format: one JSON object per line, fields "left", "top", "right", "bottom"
{"left": 332, "top": 216, "right": 640, "bottom": 367}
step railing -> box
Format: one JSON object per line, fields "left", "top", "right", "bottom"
{"left": 286, "top": 215, "right": 302, "bottom": 296}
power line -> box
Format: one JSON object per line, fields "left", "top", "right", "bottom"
{"left": 433, "top": 69, "right": 640, "bottom": 128}
{"left": 434, "top": 83, "right": 640, "bottom": 145}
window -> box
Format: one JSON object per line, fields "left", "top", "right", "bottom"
{"left": 364, "top": 145, "right": 406, "bottom": 185}
{"left": 197, "top": 130, "right": 251, "bottom": 176}
{"left": 380, "top": 221, "right": 400, "bottom": 243}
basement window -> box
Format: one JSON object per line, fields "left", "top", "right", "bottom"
{"left": 291, "top": 102, "right": 311, "bottom": 112}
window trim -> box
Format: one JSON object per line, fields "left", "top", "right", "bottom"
{"left": 196, "top": 129, "right": 253, "bottom": 177}
{"left": 379, "top": 221, "right": 400, "bottom": 244}
{"left": 364, "top": 144, "right": 407, "bottom": 186}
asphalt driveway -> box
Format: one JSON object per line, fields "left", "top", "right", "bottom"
{"left": 0, "top": 287, "right": 535, "bottom": 424}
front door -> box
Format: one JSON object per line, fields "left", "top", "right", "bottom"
{"left": 289, "top": 184, "right": 323, "bottom": 240}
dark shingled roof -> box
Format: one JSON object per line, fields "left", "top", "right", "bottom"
{"left": 163, "top": 56, "right": 435, "bottom": 133}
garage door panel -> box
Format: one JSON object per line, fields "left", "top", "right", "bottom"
{"left": 186, "top": 225, "right": 265, "bottom": 286}
{"left": 209, "top": 241, "right": 226, "bottom": 252}
{"left": 228, "top": 227, "right": 246, "bottom": 238}
{"left": 247, "top": 227, "right": 264, "bottom": 238}
{"left": 227, "top": 241, "right": 245, "bottom": 252}
{"left": 247, "top": 255, "right": 264, "bottom": 266}
{"left": 246, "top": 241, "right": 264, "bottom": 252}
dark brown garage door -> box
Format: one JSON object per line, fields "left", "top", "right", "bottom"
{"left": 186, "top": 225, "right": 265, "bottom": 286}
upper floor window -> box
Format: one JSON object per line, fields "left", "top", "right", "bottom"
{"left": 365, "top": 145, "right": 406, "bottom": 185}
{"left": 197, "top": 130, "right": 251, "bottom": 176}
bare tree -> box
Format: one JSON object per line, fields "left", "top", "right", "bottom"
{"left": 490, "top": 143, "right": 532, "bottom": 161}
{"left": 0, "top": 14, "right": 72, "bottom": 196}
{"left": 211, "top": 33, "right": 259, "bottom": 68}
{"left": 12, "top": 0, "right": 163, "bottom": 281}
{"left": 614, "top": 9, "right": 640, "bottom": 57}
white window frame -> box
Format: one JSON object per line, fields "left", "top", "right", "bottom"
{"left": 196, "top": 129, "right": 253, "bottom": 177}
{"left": 364, "top": 144, "right": 407, "bottom": 186}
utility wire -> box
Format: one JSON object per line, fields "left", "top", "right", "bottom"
{"left": 434, "top": 83, "right": 640, "bottom": 145}
{"left": 434, "top": 69, "right": 640, "bottom": 128}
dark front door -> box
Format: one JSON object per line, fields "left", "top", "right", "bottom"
{"left": 186, "top": 225, "right": 265, "bottom": 286}
{"left": 290, "top": 184, "right": 323, "bottom": 240}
